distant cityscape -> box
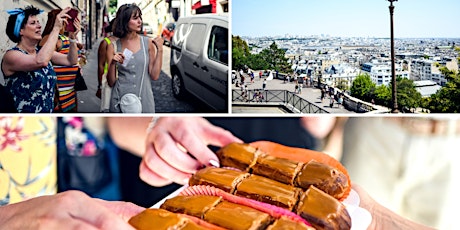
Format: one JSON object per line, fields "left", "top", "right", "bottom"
{"left": 239, "top": 35, "right": 460, "bottom": 97}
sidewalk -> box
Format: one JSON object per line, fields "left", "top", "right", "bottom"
{"left": 76, "top": 38, "right": 103, "bottom": 113}
{"left": 232, "top": 75, "right": 355, "bottom": 114}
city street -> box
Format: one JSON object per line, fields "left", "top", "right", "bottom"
{"left": 232, "top": 73, "right": 355, "bottom": 114}
{"left": 77, "top": 38, "right": 211, "bottom": 113}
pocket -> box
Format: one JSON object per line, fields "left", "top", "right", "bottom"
{"left": 58, "top": 148, "right": 112, "bottom": 194}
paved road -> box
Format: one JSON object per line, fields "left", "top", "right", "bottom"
{"left": 232, "top": 73, "right": 355, "bottom": 114}
{"left": 77, "top": 38, "right": 210, "bottom": 113}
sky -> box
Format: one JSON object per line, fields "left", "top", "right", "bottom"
{"left": 232, "top": 0, "right": 460, "bottom": 38}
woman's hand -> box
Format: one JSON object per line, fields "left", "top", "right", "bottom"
{"left": 68, "top": 17, "right": 81, "bottom": 39}
{"left": 352, "top": 184, "right": 435, "bottom": 230}
{"left": 141, "top": 117, "right": 242, "bottom": 187}
{"left": 112, "top": 52, "right": 125, "bottom": 65}
{"left": 0, "top": 190, "right": 143, "bottom": 230}
{"left": 152, "top": 36, "right": 164, "bottom": 53}
{"left": 53, "top": 7, "right": 72, "bottom": 31}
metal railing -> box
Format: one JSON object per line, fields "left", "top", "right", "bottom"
{"left": 232, "top": 89, "right": 329, "bottom": 114}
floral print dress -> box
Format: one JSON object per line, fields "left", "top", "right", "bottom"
{"left": 0, "top": 117, "right": 57, "bottom": 205}
{"left": 3, "top": 47, "right": 56, "bottom": 113}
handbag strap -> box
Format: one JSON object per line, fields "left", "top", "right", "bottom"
{"left": 138, "top": 36, "right": 147, "bottom": 100}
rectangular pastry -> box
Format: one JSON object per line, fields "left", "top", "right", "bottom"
{"left": 251, "top": 154, "right": 304, "bottom": 185}
{"left": 161, "top": 195, "right": 222, "bottom": 219}
{"left": 235, "top": 174, "right": 302, "bottom": 210}
{"left": 215, "top": 143, "right": 261, "bottom": 171}
{"left": 296, "top": 186, "right": 351, "bottom": 230}
{"left": 204, "top": 200, "right": 273, "bottom": 230}
{"left": 266, "top": 216, "right": 314, "bottom": 230}
{"left": 128, "top": 209, "right": 208, "bottom": 230}
{"left": 189, "top": 167, "right": 250, "bottom": 193}
{"left": 294, "top": 160, "right": 348, "bottom": 200}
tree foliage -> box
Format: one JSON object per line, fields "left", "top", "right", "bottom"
{"left": 109, "top": 0, "right": 118, "bottom": 15}
{"left": 232, "top": 38, "right": 290, "bottom": 73}
{"left": 351, "top": 74, "right": 422, "bottom": 112}
{"left": 232, "top": 36, "right": 250, "bottom": 71}
{"left": 350, "top": 73, "right": 375, "bottom": 101}
{"left": 396, "top": 77, "right": 422, "bottom": 111}
{"left": 257, "top": 42, "right": 290, "bottom": 72}
{"left": 373, "top": 84, "right": 391, "bottom": 107}
{"left": 427, "top": 67, "right": 460, "bottom": 113}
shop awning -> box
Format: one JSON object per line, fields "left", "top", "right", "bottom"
{"left": 192, "top": 0, "right": 216, "bottom": 13}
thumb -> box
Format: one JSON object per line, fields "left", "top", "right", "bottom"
{"left": 95, "top": 199, "right": 145, "bottom": 222}
{"left": 201, "top": 123, "right": 243, "bottom": 148}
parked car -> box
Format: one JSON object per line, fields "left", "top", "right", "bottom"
{"left": 170, "top": 14, "right": 228, "bottom": 112}
{"left": 142, "top": 22, "right": 154, "bottom": 35}
{"left": 161, "top": 22, "right": 175, "bottom": 46}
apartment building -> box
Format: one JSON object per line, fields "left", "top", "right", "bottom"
{"left": 362, "top": 60, "right": 409, "bottom": 86}
{"left": 409, "top": 58, "right": 458, "bottom": 86}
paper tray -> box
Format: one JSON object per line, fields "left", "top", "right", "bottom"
{"left": 151, "top": 185, "right": 372, "bottom": 230}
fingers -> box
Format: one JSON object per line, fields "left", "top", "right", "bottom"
{"left": 112, "top": 53, "right": 125, "bottom": 64}
{"left": 148, "top": 125, "right": 202, "bottom": 173}
{"left": 199, "top": 120, "right": 243, "bottom": 147}
{"left": 94, "top": 199, "right": 145, "bottom": 222}
{"left": 72, "top": 18, "right": 81, "bottom": 33}
{"left": 142, "top": 144, "right": 193, "bottom": 185}
{"left": 300, "top": 117, "right": 337, "bottom": 138}
{"left": 152, "top": 36, "right": 163, "bottom": 45}
{"left": 140, "top": 159, "right": 175, "bottom": 186}
{"left": 52, "top": 219, "right": 99, "bottom": 230}
{"left": 62, "top": 191, "right": 136, "bottom": 230}
{"left": 142, "top": 117, "right": 241, "bottom": 187}
{"left": 55, "top": 9, "right": 71, "bottom": 29}
{"left": 151, "top": 37, "right": 164, "bottom": 51}
{"left": 167, "top": 118, "right": 242, "bottom": 166}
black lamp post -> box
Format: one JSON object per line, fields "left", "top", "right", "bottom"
{"left": 388, "top": 0, "right": 399, "bottom": 113}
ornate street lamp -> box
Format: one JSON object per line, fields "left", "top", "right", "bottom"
{"left": 388, "top": 0, "right": 399, "bottom": 113}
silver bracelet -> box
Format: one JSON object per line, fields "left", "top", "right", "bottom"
{"left": 146, "top": 117, "right": 159, "bottom": 134}
{"left": 69, "top": 38, "right": 77, "bottom": 43}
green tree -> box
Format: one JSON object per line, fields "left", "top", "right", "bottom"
{"left": 396, "top": 77, "right": 422, "bottom": 112}
{"left": 232, "top": 36, "right": 251, "bottom": 70}
{"left": 109, "top": 0, "right": 118, "bottom": 15}
{"left": 247, "top": 53, "right": 268, "bottom": 70}
{"left": 373, "top": 84, "right": 391, "bottom": 107}
{"left": 427, "top": 67, "right": 460, "bottom": 113}
{"left": 350, "top": 73, "right": 375, "bottom": 101}
{"left": 257, "top": 42, "right": 290, "bottom": 73}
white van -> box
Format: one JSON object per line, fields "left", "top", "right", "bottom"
{"left": 170, "top": 14, "right": 228, "bottom": 112}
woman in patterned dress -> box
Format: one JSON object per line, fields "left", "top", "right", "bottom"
{"left": 40, "top": 9, "right": 81, "bottom": 113}
{"left": 1, "top": 6, "right": 79, "bottom": 113}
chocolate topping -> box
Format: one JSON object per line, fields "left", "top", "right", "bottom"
{"left": 235, "top": 174, "right": 302, "bottom": 210}
{"left": 296, "top": 186, "right": 351, "bottom": 230}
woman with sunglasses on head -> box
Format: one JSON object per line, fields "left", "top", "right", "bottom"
{"left": 106, "top": 4, "right": 164, "bottom": 113}
{"left": 1, "top": 6, "right": 79, "bottom": 113}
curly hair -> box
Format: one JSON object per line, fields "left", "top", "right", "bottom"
{"left": 112, "top": 4, "right": 142, "bottom": 38}
{"left": 6, "top": 5, "right": 42, "bottom": 43}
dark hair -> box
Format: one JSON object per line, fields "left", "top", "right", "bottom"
{"left": 105, "top": 19, "right": 115, "bottom": 33}
{"left": 112, "top": 4, "right": 142, "bottom": 38}
{"left": 6, "top": 5, "right": 42, "bottom": 43}
{"left": 42, "top": 9, "right": 61, "bottom": 38}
